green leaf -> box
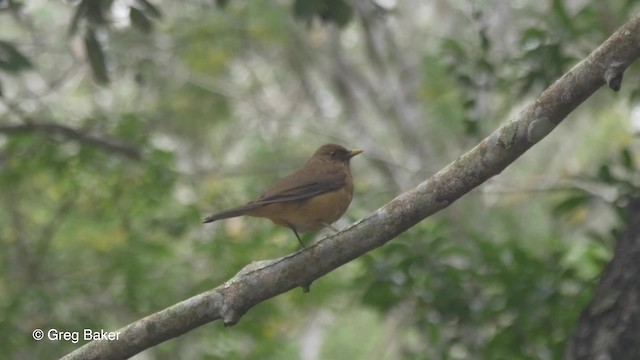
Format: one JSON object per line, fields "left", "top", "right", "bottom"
{"left": 293, "top": 0, "right": 319, "bottom": 21}
{"left": 361, "top": 280, "right": 398, "bottom": 311}
{"left": 463, "top": 118, "right": 479, "bottom": 136}
{"left": 115, "top": 113, "right": 145, "bottom": 141}
{"left": 553, "top": 193, "right": 590, "bottom": 217}
{"left": 463, "top": 98, "right": 476, "bottom": 110}
{"left": 136, "top": 0, "right": 162, "bottom": 19}
{"left": 215, "top": 0, "right": 230, "bottom": 9}
{"left": 631, "top": 88, "right": 640, "bottom": 103}
{"left": 520, "top": 27, "right": 546, "bottom": 46}
{"left": 68, "top": 0, "right": 89, "bottom": 36}
{"left": 293, "top": 0, "right": 353, "bottom": 27}
{"left": 69, "top": 0, "right": 115, "bottom": 35}
{"left": 86, "top": 0, "right": 109, "bottom": 25}
{"left": 478, "top": 58, "right": 494, "bottom": 74}
{"left": 597, "top": 164, "right": 615, "bottom": 183}
{"left": 456, "top": 73, "right": 473, "bottom": 87}
{"left": 324, "top": 0, "right": 353, "bottom": 27}
{"left": 620, "top": 147, "right": 634, "bottom": 171}
{"left": 130, "top": 7, "right": 153, "bottom": 33}
{"left": 480, "top": 28, "right": 491, "bottom": 52}
{"left": 551, "top": 0, "right": 574, "bottom": 34}
{"left": 84, "top": 30, "right": 109, "bottom": 84}
{"left": 0, "top": 40, "right": 33, "bottom": 72}
{"left": 442, "top": 38, "right": 466, "bottom": 60}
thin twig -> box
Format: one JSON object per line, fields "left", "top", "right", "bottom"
{"left": 0, "top": 123, "right": 142, "bottom": 160}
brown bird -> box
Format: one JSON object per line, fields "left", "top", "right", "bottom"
{"left": 203, "top": 144, "right": 363, "bottom": 247}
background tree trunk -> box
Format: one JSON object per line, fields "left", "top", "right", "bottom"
{"left": 566, "top": 198, "right": 640, "bottom": 360}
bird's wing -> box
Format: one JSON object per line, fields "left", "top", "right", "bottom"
{"left": 251, "top": 164, "right": 346, "bottom": 205}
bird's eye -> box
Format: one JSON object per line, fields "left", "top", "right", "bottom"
{"left": 330, "top": 151, "right": 336, "bottom": 157}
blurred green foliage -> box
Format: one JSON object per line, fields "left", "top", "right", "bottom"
{"left": 360, "top": 221, "right": 602, "bottom": 359}
{"left": 0, "top": 0, "right": 639, "bottom": 359}
{"left": 293, "top": 0, "right": 354, "bottom": 27}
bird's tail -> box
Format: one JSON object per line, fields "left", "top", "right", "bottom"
{"left": 202, "top": 204, "right": 258, "bottom": 223}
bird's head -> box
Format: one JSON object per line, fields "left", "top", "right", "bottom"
{"left": 314, "top": 144, "right": 363, "bottom": 163}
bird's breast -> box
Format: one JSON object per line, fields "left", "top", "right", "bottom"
{"left": 248, "top": 182, "right": 354, "bottom": 233}
{"left": 294, "top": 185, "right": 353, "bottom": 231}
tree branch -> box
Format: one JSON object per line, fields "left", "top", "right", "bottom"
{"left": 61, "top": 12, "right": 640, "bottom": 360}
{"left": 0, "top": 123, "right": 142, "bottom": 160}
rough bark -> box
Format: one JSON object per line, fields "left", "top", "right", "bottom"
{"left": 565, "top": 198, "right": 640, "bottom": 360}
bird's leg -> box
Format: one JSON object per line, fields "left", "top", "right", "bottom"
{"left": 321, "top": 222, "right": 340, "bottom": 232}
{"left": 290, "top": 227, "right": 305, "bottom": 248}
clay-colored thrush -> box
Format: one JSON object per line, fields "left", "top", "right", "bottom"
{"left": 203, "top": 144, "right": 363, "bottom": 247}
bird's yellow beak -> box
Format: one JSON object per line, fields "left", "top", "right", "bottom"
{"left": 348, "top": 149, "right": 363, "bottom": 158}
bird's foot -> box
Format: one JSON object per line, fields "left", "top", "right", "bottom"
{"left": 321, "top": 222, "right": 340, "bottom": 232}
